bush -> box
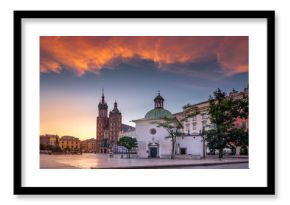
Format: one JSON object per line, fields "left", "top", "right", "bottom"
{"left": 40, "top": 144, "right": 47, "bottom": 150}
{"left": 52, "top": 146, "right": 62, "bottom": 152}
{"left": 240, "top": 145, "right": 248, "bottom": 155}
{"left": 207, "top": 149, "right": 216, "bottom": 155}
{"left": 229, "top": 145, "right": 236, "bottom": 155}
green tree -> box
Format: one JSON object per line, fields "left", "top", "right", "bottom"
{"left": 153, "top": 117, "right": 184, "bottom": 159}
{"left": 205, "top": 88, "right": 248, "bottom": 158}
{"left": 40, "top": 144, "right": 47, "bottom": 150}
{"left": 51, "top": 145, "right": 62, "bottom": 153}
{"left": 117, "top": 136, "right": 138, "bottom": 159}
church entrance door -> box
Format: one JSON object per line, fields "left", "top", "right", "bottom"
{"left": 150, "top": 147, "right": 158, "bottom": 158}
{"left": 180, "top": 148, "right": 186, "bottom": 155}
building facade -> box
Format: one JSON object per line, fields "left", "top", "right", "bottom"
{"left": 178, "top": 87, "right": 248, "bottom": 135}
{"left": 96, "top": 91, "right": 122, "bottom": 153}
{"left": 176, "top": 87, "right": 249, "bottom": 155}
{"left": 81, "top": 138, "right": 97, "bottom": 153}
{"left": 59, "top": 136, "right": 81, "bottom": 151}
{"left": 40, "top": 134, "right": 59, "bottom": 147}
{"left": 118, "top": 125, "right": 136, "bottom": 140}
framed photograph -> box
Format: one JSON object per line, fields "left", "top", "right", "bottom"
{"left": 14, "top": 10, "right": 275, "bottom": 195}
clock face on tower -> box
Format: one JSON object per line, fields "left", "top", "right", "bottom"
{"left": 150, "top": 128, "right": 157, "bottom": 135}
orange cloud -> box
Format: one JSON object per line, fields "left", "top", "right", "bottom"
{"left": 40, "top": 36, "right": 248, "bottom": 76}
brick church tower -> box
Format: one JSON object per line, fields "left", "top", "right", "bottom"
{"left": 96, "top": 90, "right": 108, "bottom": 153}
{"left": 96, "top": 90, "right": 122, "bottom": 153}
{"left": 109, "top": 100, "right": 122, "bottom": 146}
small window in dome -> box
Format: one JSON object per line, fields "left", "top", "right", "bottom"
{"left": 150, "top": 128, "right": 157, "bottom": 135}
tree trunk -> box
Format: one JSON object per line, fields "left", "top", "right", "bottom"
{"left": 218, "top": 148, "right": 223, "bottom": 159}
{"left": 203, "top": 137, "right": 206, "bottom": 159}
{"left": 171, "top": 139, "right": 175, "bottom": 159}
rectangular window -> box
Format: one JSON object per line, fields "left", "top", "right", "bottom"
{"left": 192, "top": 122, "right": 197, "bottom": 130}
{"left": 201, "top": 113, "right": 207, "bottom": 120}
{"left": 185, "top": 123, "right": 190, "bottom": 134}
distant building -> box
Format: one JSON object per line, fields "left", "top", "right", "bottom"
{"left": 40, "top": 134, "right": 59, "bottom": 147}
{"left": 177, "top": 87, "right": 249, "bottom": 136}
{"left": 118, "top": 124, "right": 136, "bottom": 140}
{"left": 96, "top": 90, "right": 122, "bottom": 153}
{"left": 59, "top": 136, "right": 81, "bottom": 150}
{"left": 81, "top": 138, "right": 97, "bottom": 153}
{"left": 175, "top": 87, "right": 249, "bottom": 155}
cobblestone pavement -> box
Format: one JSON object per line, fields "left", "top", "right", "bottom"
{"left": 40, "top": 153, "right": 249, "bottom": 169}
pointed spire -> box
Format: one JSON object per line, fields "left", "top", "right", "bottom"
{"left": 111, "top": 99, "right": 120, "bottom": 114}
{"left": 101, "top": 88, "right": 104, "bottom": 103}
{"left": 98, "top": 88, "right": 108, "bottom": 112}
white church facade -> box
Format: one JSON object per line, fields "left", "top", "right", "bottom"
{"left": 132, "top": 93, "right": 204, "bottom": 159}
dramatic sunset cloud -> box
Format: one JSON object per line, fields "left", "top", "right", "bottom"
{"left": 40, "top": 36, "right": 249, "bottom": 139}
{"left": 40, "top": 36, "right": 248, "bottom": 76}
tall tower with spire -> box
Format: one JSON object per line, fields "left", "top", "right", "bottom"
{"left": 98, "top": 89, "right": 108, "bottom": 117}
{"left": 96, "top": 89, "right": 109, "bottom": 153}
{"left": 109, "top": 100, "right": 122, "bottom": 145}
{"left": 96, "top": 89, "right": 122, "bottom": 153}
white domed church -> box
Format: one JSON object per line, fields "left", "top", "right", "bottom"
{"left": 132, "top": 92, "right": 204, "bottom": 159}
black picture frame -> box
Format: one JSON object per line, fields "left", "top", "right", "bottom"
{"left": 14, "top": 10, "right": 275, "bottom": 195}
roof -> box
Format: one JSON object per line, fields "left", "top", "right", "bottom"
{"left": 145, "top": 108, "right": 173, "bottom": 120}
{"left": 40, "top": 134, "right": 59, "bottom": 138}
{"left": 121, "top": 124, "right": 135, "bottom": 132}
{"left": 60, "top": 136, "right": 79, "bottom": 141}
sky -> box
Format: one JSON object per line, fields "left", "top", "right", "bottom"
{"left": 40, "top": 36, "right": 248, "bottom": 140}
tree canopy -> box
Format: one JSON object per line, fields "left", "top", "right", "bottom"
{"left": 117, "top": 136, "right": 138, "bottom": 151}
{"left": 117, "top": 136, "right": 138, "bottom": 159}
{"left": 205, "top": 88, "right": 248, "bottom": 158}
{"left": 153, "top": 117, "right": 184, "bottom": 159}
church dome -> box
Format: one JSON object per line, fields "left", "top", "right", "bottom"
{"left": 145, "top": 108, "right": 173, "bottom": 120}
